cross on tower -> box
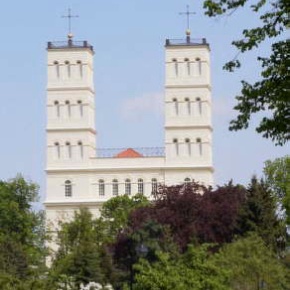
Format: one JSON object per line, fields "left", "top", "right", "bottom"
{"left": 179, "top": 5, "right": 196, "bottom": 32}
{"left": 62, "top": 8, "right": 79, "bottom": 36}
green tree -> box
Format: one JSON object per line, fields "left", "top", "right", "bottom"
{"left": 203, "top": 0, "right": 290, "bottom": 145}
{"left": 236, "top": 177, "right": 283, "bottom": 252}
{"left": 48, "top": 208, "right": 105, "bottom": 289}
{"left": 264, "top": 155, "right": 290, "bottom": 223}
{"left": 213, "top": 233, "right": 290, "bottom": 289}
{"left": 98, "top": 194, "right": 149, "bottom": 243}
{"left": 132, "top": 245, "right": 230, "bottom": 290}
{"left": 0, "top": 176, "right": 46, "bottom": 289}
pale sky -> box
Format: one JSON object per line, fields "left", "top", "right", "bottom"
{"left": 0, "top": 0, "right": 288, "bottom": 202}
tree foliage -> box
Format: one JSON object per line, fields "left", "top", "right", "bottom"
{"left": 48, "top": 208, "right": 105, "bottom": 289}
{"left": 0, "top": 176, "right": 46, "bottom": 289}
{"left": 203, "top": 0, "right": 290, "bottom": 145}
{"left": 213, "top": 233, "right": 290, "bottom": 289}
{"left": 264, "top": 155, "right": 290, "bottom": 223}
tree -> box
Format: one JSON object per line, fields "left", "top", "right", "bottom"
{"left": 48, "top": 208, "right": 105, "bottom": 289}
{"left": 213, "top": 233, "right": 290, "bottom": 289}
{"left": 264, "top": 155, "right": 290, "bottom": 223}
{"left": 124, "top": 182, "right": 246, "bottom": 250}
{"left": 98, "top": 194, "right": 149, "bottom": 244}
{"left": 0, "top": 176, "right": 46, "bottom": 289}
{"left": 236, "top": 177, "right": 283, "bottom": 252}
{"left": 132, "top": 245, "right": 230, "bottom": 290}
{"left": 203, "top": 0, "right": 290, "bottom": 145}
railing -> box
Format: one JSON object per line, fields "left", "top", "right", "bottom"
{"left": 165, "top": 37, "right": 208, "bottom": 46}
{"left": 96, "top": 147, "right": 165, "bottom": 158}
{"left": 47, "top": 40, "right": 94, "bottom": 51}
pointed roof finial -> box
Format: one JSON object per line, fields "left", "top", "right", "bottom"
{"left": 62, "top": 8, "right": 79, "bottom": 40}
{"left": 179, "top": 5, "right": 196, "bottom": 37}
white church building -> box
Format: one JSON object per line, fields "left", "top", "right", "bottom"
{"left": 44, "top": 30, "right": 213, "bottom": 224}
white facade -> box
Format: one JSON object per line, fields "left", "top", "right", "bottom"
{"left": 45, "top": 36, "right": 213, "bottom": 229}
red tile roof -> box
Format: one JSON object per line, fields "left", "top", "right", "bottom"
{"left": 115, "top": 148, "right": 143, "bottom": 158}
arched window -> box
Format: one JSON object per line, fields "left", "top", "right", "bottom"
{"left": 65, "top": 100, "right": 71, "bottom": 117}
{"left": 54, "top": 142, "right": 60, "bottom": 159}
{"left": 138, "top": 178, "right": 144, "bottom": 194}
{"left": 196, "top": 138, "right": 202, "bottom": 155}
{"left": 185, "top": 98, "right": 191, "bottom": 115}
{"left": 173, "top": 98, "right": 179, "bottom": 115}
{"left": 78, "top": 141, "right": 83, "bottom": 158}
{"left": 54, "top": 100, "right": 60, "bottom": 117}
{"left": 53, "top": 61, "right": 60, "bottom": 78}
{"left": 125, "top": 179, "right": 131, "bottom": 195}
{"left": 77, "top": 100, "right": 83, "bottom": 117}
{"left": 99, "top": 179, "right": 105, "bottom": 196}
{"left": 76, "top": 60, "right": 83, "bottom": 77}
{"left": 65, "top": 180, "right": 72, "bottom": 197}
{"left": 195, "top": 58, "right": 202, "bottom": 75}
{"left": 112, "top": 179, "right": 118, "bottom": 196}
{"left": 64, "top": 60, "right": 71, "bottom": 77}
{"left": 173, "top": 138, "right": 179, "bottom": 156}
{"left": 184, "top": 58, "right": 190, "bottom": 75}
{"left": 196, "top": 97, "right": 202, "bottom": 114}
{"left": 65, "top": 142, "right": 72, "bottom": 159}
{"left": 185, "top": 138, "right": 191, "bottom": 155}
{"left": 172, "top": 58, "right": 178, "bottom": 76}
{"left": 151, "top": 178, "right": 158, "bottom": 195}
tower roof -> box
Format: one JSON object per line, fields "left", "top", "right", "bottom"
{"left": 47, "top": 40, "right": 94, "bottom": 52}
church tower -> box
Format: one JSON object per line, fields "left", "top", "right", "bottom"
{"left": 164, "top": 30, "right": 213, "bottom": 185}
{"left": 46, "top": 35, "right": 96, "bottom": 203}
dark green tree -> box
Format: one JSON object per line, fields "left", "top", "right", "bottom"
{"left": 236, "top": 177, "right": 283, "bottom": 252}
{"left": 0, "top": 176, "right": 46, "bottom": 289}
{"left": 203, "top": 0, "right": 290, "bottom": 145}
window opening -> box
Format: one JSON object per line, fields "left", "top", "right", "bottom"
{"left": 196, "top": 58, "right": 202, "bottom": 75}
{"left": 99, "top": 180, "right": 105, "bottom": 196}
{"left": 196, "top": 98, "right": 202, "bottom": 114}
{"left": 184, "top": 178, "right": 191, "bottom": 187}
{"left": 65, "top": 180, "right": 72, "bottom": 197}
{"left": 173, "top": 98, "right": 179, "bottom": 115}
{"left": 185, "top": 98, "right": 191, "bottom": 115}
{"left": 65, "top": 61, "right": 71, "bottom": 77}
{"left": 54, "top": 142, "right": 60, "bottom": 159}
{"left": 172, "top": 59, "right": 178, "bottom": 76}
{"left": 65, "top": 100, "right": 71, "bottom": 117}
{"left": 185, "top": 58, "right": 190, "bottom": 75}
{"left": 77, "top": 60, "right": 83, "bottom": 77}
{"left": 151, "top": 178, "right": 158, "bottom": 195}
{"left": 125, "top": 179, "right": 131, "bottom": 195}
{"left": 53, "top": 61, "right": 60, "bottom": 78}
{"left": 138, "top": 179, "right": 144, "bottom": 194}
{"left": 78, "top": 141, "right": 83, "bottom": 158}
{"left": 65, "top": 142, "right": 72, "bottom": 158}
{"left": 173, "top": 139, "right": 179, "bottom": 156}
{"left": 77, "top": 100, "right": 83, "bottom": 117}
{"left": 112, "top": 179, "right": 118, "bottom": 196}
{"left": 185, "top": 138, "right": 191, "bottom": 155}
{"left": 54, "top": 101, "right": 60, "bottom": 117}
{"left": 196, "top": 138, "right": 202, "bottom": 155}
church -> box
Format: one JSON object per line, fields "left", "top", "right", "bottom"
{"left": 44, "top": 27, "right": 214, "bottom": 226}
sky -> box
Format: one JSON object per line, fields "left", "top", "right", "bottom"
{"left": 0, "top": 0, "right": 288, "bottom": 203}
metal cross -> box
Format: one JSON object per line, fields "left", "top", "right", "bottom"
{"left": 179, "top": 5, "right": 196, "bottom": 31}
{"left": 62, "top": 8, "right": 79, "bottom": 35}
